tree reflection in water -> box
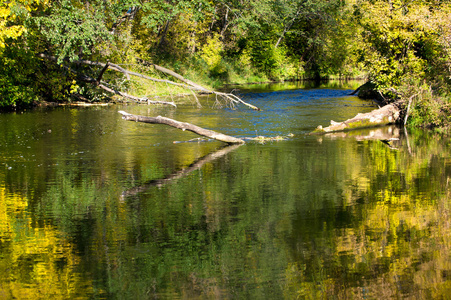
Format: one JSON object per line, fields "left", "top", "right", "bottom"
{"left": 1, "top": 105, "right": 451, "bottom": 298}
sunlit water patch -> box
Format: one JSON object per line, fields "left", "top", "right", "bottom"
{"left": 238, "top": 88, "right": 376, "bottom": 136}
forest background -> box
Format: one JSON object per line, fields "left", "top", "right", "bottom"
{"left": 1, "top": 0, "right": 450, "bottom": 128}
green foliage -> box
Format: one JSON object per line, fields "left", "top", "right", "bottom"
{"left": 0, "top": 46, "right": 38, "bottom": 107}
{"left": 140, "top": 0, "right": 211, "bottom": 31}
{"left": 355, "top": 1, "right": 450, "bottom": 90}
{"left": 406, "top": 85, "right": 451, "bottom": 128}
{"left": 200, "top": 33, "right": 225, "bottom": 76}
{"left": 351, "top": 0, "right": 451, "bottom": 127}
{"left": 241, "top": 40, "right": 275, "bottom": 79}
{"left": 237, "top": 40, "right": 297, "bottom": 81}
{"left": 36, "top": 0, "right": 118, "bottom": 62}
{"left": 0, "top": 45, "right": 81, "bottom": 107}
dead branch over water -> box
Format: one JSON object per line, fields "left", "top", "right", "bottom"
{"left": 118, "top": 111, "right": 245, "bottom": 144}
{"left": 38, "top": 53, "right": 259, "bottom": 110}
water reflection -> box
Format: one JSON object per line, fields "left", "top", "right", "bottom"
{"left": 226, "top": 79, "right": 363, "bottom": 93}
{"left": 0, "top": 187, "right": 93, "bottom": 299}
{"left": 121, "top": 143, "right": 242, "bottom": 198}
{"left": 0, "top": 86, "right": 451, "bottom": 298}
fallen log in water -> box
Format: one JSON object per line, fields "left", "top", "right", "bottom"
{"left": 311, "top": 101, "right": 404, "bottom": 134}
{"left": 118, "top": 111, "right": 245, "bottom": 144}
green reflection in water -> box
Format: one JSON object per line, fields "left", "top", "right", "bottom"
{"left": 0, "top": 87, "right": 451, "bottom": 298}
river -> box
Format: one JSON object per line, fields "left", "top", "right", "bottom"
{"left": 1, "top": 81, "right": 451, "bottom": 299}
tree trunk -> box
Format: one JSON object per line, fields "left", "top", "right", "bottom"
{"left": 312, "top": 101, "right": 404, "bottom": 134}
{"left": 137, "top": 58, "right": 261, "bottom": 110}
{"left": 275, "top": 8, "right": 301, "bottom": 48}
{"left": 118, "top": 111, "right": 245, "bottom": 144}
{"left": 157, "top": 20, "right": 170, "bottom": 50}
{"left": 38, "top": 53, "right": 260, "bottom": 110}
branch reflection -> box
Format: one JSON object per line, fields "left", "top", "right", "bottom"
{"left": 121, "top": 143, "right": 243, "bottom": 199}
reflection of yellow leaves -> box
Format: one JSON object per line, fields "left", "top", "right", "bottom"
{"left": 332, "top": 191, "right": 451, "bottom": 297}
{"left": 0, "top": 186, "right": 94, "bottom": 299}
{"left": 0, "top": 187, "right": 27, "bottom": 239}
{"left": 284, "top": 261, "right": 334, "bottom": 300}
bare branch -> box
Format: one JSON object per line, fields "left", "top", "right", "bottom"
{"left": 118, "top": 111, "right": 244, "bottom": 144}
{"left": 404, "top": 94, "right": 417, "bottom": 126}
{"left": 38, "top": 53, "right": 260, "bottom": 110}
{"left": 96, "top": 62, "right": 109, "bottom": 84}
{"left": 99, "top": 84, "right": 176, "bottom": 106}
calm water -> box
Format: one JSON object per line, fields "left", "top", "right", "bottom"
{"left": 1, "top": 82, "right": 451, "bottom": 299}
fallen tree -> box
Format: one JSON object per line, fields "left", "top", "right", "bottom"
{"left": 136, "top": 58, "right": 260, "bottom": 110}
{"left": 312, "top": 101, "right": 404, "bottom": 134}
{"left": 38, "top": 54, "right": 177, "bottom": 106}
{"left": 118, "top": 111, "right": 245, "bottom": 144}
{"left": 38, "top": 53, "right": 260, "bottom": 110}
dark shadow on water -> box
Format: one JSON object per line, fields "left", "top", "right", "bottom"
{"left": 121, "top": 143, "right": 243, "bottom": 199}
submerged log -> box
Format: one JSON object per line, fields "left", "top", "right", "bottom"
{"left": 118, "top": 111, "right": 245, "bottom": 144}
{"left": 312, "top": 101, "right": 404, "bottom": 134}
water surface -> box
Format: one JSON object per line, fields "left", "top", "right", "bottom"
{"left": 1, "top": 82, "right": 451, "bottom": 299}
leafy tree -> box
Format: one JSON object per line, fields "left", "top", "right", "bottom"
{"left": 0, "top": 0, "right": 34, "bottom": 48}
{"left": 36, "top": 0, "right": 138, "bottom": 62}
{"left": 0, "top": 45, "right": 39, "bottom": 107}
{"left": 354, "top": 0, "right": 451, "bottom": 91}
{"left": 137, "top": 0, "right": 212, "bottom": 58}
{"left": 0, "top": 0, "right": 41, "bottom": 107}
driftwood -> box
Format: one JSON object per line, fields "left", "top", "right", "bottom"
{"left": 312, "top": 101, "right": 403, "bottom": 134}
{"left": 38, "top": 53, "right": 260, "bottom": 110}
{"left": 121, "top": 143, "right": 242, "bottom": 199}
{"left": 118, "top": 111, "right": 245, "bottom": 144}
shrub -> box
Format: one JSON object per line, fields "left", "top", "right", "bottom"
{"left": 407, "top": 85, "right": 451, "bottom": 129}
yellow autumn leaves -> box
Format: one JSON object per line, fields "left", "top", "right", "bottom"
{"left": 0, "top": 0, "right": 45, "bottom": 48}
